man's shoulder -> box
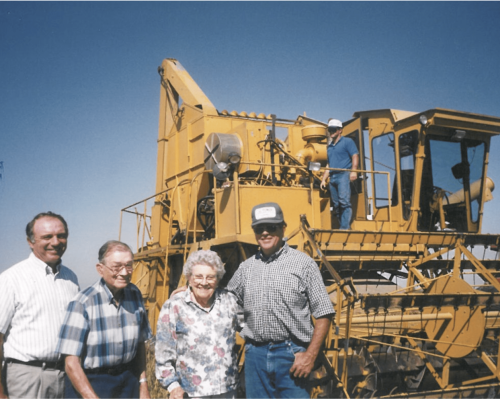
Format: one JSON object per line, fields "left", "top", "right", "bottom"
{"left": 1, "top": 256, "right": 31, "bottom": 273}
{"left": 126, "top": 282, "right": 141, "bottom": 292}
{"left": 125, "top": 283, "right": 145, "bottom": 301}
{"left": 161, "top": 289, "right": 187, "bottom": 310}
{"left": 0, "top": 256, "right": 35, "bottom": 284}
{"left": 239, "top": 254, "right": 258, "bottom": 268}
{"left": 71, "top": 281, "right": 102, "bottom": 305}
{"left": 284, "top": 246, "right": 315, "bottom": 263}
{"left": 343, "top": 136, "right": 359, "bottom": 151}
{"left": 58, "top": 264, "right": 79, "bottom": 282}
{"left": 279, "top": 247, "right": 319, "bottom": 274}
{"left": 217, "top": 287, "right": 238, "bottom": 302}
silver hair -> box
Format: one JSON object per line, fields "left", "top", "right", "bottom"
{"left": 183, "top": 250, "right": 225, "bottom": 280}
{"left": 98, "top": 240, "right": 133, "bottom": 263}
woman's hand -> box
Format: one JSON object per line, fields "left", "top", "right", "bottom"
{"left": 169, "top": 387, "right": 185, "bottom": 399}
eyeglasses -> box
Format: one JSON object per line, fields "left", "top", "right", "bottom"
{"left": 192, "top": 274, "right": 217, "bottom": 284}
{"left": 328, "top": 127, "right": 340, "bottom": 133}
{"left": 100, "top": 263, "right": 134, "bottom": 274}
{"left": 252, "top": 224, "right": 281, "bottom": 235}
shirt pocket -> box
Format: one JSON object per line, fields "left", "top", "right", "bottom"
{"left": 122, "top": 309, "right": 142, "bottom": 342}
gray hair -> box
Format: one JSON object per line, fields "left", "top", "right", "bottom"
{"left": 98, "top": 240, "right": 133, "bottom": 263}
{"left": 183, "top": 250, "right": 225, "bottom": 280}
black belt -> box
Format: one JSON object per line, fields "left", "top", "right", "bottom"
{"left": 84, "top": 361, "right": 134, "bottom": 376}
{"left": 245, "top": 339, "right": 289, "bottom": 347}
{"left": 246, "top": 338, "right": 309, "bottom": 348}
{"left": 5, "top": 358, "right": 64, "bottom": 370}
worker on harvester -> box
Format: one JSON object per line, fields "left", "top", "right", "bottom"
{"left": 320, "top": 118, "right": 359, "bottom": 230}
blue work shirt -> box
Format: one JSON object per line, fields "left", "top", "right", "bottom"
{"left": 327, "top": 136, "right": 359, "bottom": 174}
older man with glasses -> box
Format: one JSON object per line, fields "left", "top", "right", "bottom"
{"left": 56, "top": 240, "right": 152, "bottom": 399}
{"left": 227, "top": 202, "right": 334, "bottom": 399}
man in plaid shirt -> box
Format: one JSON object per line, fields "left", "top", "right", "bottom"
{"left": 227, "top": 202, "right": 334, "bottom": 399}
{"left": 56, "top": 240, "right": 152, "bottom": 399}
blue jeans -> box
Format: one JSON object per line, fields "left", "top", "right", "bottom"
{"left": 244, "top": 340, "right": 310, "bottom": 399}
{"left": 329, "top": 172, "right": 352, "bottom": 230}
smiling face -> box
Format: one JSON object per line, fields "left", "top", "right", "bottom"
{"left": 188, "top": 264, "right": 219, "bottom": 307}
{"left": 27, "top": 216, "right": 68, "bottom": 268}
{"left": 97, "top": 248, "right": 133, "bottom": 296}
{"left": 253, "top": 223, "right": 286, "bottom": 257}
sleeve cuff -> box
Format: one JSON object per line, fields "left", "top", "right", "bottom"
{"left": 167, "top": 381, "right": 181, "bottom": 393}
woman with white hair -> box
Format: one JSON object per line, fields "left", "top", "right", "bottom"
{"left": 155, "top": 250, "right": 241, "bottom": 399}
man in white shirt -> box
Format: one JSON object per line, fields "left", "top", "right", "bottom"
{"left": 0, "top": 212, "right": 79, "bottom": 399}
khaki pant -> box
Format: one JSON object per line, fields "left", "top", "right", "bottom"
{"left": 5, "top": 361, "right": 65, "bottom": 399}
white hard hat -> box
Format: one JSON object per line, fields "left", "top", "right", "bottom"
{"left": 328, "top": 119, "right": 342, "bottom": 128}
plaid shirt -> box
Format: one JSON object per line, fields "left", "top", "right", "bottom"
{"left": 56, "top": 278, "right": 152, "bottom": 369}
{"left": 227, "top": 243, "right": 334, "bottom": 344}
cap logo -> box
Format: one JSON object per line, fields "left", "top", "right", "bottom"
{"left": 254, "top": 207, "right": 276, "bottom": 221}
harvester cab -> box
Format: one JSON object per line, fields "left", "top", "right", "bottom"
{"left": 343, "top": 108, "right": 497, "bottom": 234}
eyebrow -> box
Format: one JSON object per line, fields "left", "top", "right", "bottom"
{"left": 40, "top": 233, "right": 68, "bottom": 239}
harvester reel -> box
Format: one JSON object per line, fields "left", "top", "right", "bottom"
{"left": 423, "top": 275, "right": 485, "bottom": 358}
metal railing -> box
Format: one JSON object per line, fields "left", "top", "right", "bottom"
{"left": 119, "top": 162, "right": 393, "bottom": 254}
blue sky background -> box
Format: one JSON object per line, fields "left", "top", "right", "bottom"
{"left": 1, "top": 2, "right": 499, "bottom": 288}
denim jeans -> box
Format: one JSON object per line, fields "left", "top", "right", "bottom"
{"left": 64, "top": 369, "right": 139, "bottom": 399}
{"left": 244, "top": 340, "right": 310, "bottom": 399}
{"left": 329, "top": 172, "right": 352, "bottom": 230}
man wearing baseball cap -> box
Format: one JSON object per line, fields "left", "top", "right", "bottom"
{"left": 320, "top": 118, "right": 359, "bottom": 230}
{"left": 227, "top": 202, "right": 334, "bottom": 398}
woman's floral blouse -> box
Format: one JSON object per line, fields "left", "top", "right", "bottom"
{"left": 155, "top": 287, "right": 242, "bottom": 397}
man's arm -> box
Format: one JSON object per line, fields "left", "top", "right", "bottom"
{"left": 350, "top": 153, "right": 359, "bottom": 181}
{"left": 135, "top": 342, "right": 150, "bottom": 399}
{"left": 289, "top": 316, "right": 332, "bottom": 378}
{"left": 170, "top": 286, "right": 187, "bottom": 297}
{"left": 320, "top": 168, "right": 330, "bottom": 190}
{"left": 0, "top": 333, "right": 8, "bottom": 399}
{"left": 64, "top": 355, "right": 98, "bottom": 399}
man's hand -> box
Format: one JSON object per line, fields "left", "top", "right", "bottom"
{"left": 289, "top": 351, "right": 315, "bottom": 378}
{"left": 349, "top": 171, "right": 358, "bottom": 181}
{"left": 170, "top": 286, "right": 188, "bottom": 298}
{"left": 320, "top": 180, "right": 327, "bottom": 190}
{"left": 169, "top": 387, "right": 185, "bottom": 399}
{"left": 289, "top": 317, "right": 331, "bottom": 379}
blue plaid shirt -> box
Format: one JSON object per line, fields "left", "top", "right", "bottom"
{"left": 56, "top": 278, "right": 152, "bottom": 369}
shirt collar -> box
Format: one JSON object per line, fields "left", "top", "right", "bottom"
{"left": 98, "top": 278, "right": 126, "bottom": 307}
{"left": 184, "top": 286, "right": 221, "bottom": 308}
{"left": 328, "top": 135, "right": 344, "bottom": 147}
{"left": 29, "top": 252, "right": 62, "bottom": 275}
{"left": 256, "top": 242, "right": 289, "bottom": 262}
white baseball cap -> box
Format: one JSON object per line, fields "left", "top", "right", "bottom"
{"left": 328, "top": 119, "right": 342, "bottom": 128}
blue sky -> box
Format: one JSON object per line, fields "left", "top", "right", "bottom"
{"left": 1, "top": 2, "right": 499, "bottom": 288}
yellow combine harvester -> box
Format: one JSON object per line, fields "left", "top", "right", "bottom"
{"left": 121, "top": 58, "right": 500, "bottom": 398}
